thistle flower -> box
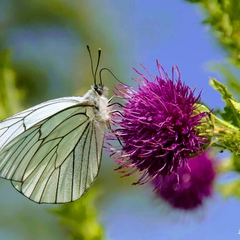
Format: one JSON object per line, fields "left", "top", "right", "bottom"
{"left": 108, "top": 60, "right": 211, "bottom": 185}
{"left": 152, "top": 151, "right": 216, "bottom": 210}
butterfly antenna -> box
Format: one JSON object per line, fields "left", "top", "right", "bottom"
{"left": 95, "top": 48, "right": 102, "bottom": 85}
{"left": 100, "top": 67, "right": 130, "bottom": 86}
{"left": 87, "top": 45, "right": 97, "bottom": 86}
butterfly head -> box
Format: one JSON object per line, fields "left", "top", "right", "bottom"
{"left": 94, "top": 83, "right": 104, "bottom": 96}
{"left": 93, "top": 84, "right": 108, "bottom": 97}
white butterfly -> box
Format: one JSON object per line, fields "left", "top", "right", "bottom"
{"left": 0, "top": 46, "right": 111, "bottom": 203}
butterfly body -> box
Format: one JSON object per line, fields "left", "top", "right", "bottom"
{"left": 0, "top": 85, "right": 110, "bottom": 203}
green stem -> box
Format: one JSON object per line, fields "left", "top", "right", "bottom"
{"left": 211, "top": 114, "right": 239, "bottom": 135}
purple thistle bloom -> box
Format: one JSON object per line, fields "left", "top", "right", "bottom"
{"left": 108, "top": 60, "right": 210, "bottom": 185}
{"left": 152, "top": 151, "right": 216, "bottom": 210}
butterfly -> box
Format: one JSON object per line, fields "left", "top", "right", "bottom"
{"left": 0, "top": 46, "right": 111, "bottom": 203}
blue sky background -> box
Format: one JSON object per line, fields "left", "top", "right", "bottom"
{"left": 1, "top": 1, "right": 240, "bottom": 240}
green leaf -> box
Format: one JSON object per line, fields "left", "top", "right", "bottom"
{"left": 209, "top": 77, "right": 233, "bottom": 100}
{"left": 210, "top": 78, "right": 240, "bottom": 128}
{"left": 229, "top": 98, "right": 240, "bottom": 113}
{"left": 210, "top": 63, "right": 240, "bottom": 97}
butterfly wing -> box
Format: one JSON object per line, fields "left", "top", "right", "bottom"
{"left": 0, "top": 97, "right": 87, "bottom": 150}
{"left": 0, "top": 97, "right": 106, "bottom": 203}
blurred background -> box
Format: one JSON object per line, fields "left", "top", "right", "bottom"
{"left": 1, "top": 0, "right": 240, "bottom": 239}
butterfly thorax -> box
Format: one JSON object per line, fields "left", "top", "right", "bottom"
{"left": 83, "top": 86, "right": 110, "bottom": 125}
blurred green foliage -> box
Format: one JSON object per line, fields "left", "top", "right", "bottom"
{"left": 218, "top": 179, "right": 240, "bottom": 198}
{"left": 52, "top": 191, "right": 104, "bottom": 240}
{"left": 1, "top": 0, "right": 119, "bottom": 105}
{"left": 0, "top": 50, "right": 22, "bottom": 119}
{"left": 186, "top": 0, "right": 240, "bottom": 66}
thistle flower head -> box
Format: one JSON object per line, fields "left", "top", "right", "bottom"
{"left": 108, "top": 60, "right": 211, "bottom": 184}
{"left": 152, "top": 151, "right": 216, "bottom": 210}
